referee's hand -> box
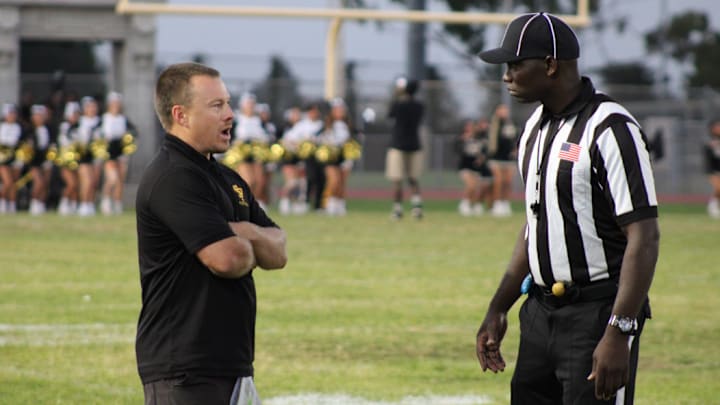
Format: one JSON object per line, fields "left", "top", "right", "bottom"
{"left": 587, "top": 330, "right": 630, "bottom": 401}
{"left": 476, "top": 312, "right": 508, "bottom": 373}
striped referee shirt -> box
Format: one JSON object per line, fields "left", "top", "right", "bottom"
{"left": 518, "top": 78, "right": 658, "bottom": 287}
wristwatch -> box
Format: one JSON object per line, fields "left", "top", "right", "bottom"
{"left": 608, "top": 315, "right": 638, "bottom": 335}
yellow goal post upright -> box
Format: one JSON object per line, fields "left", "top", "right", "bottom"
{"left": 115, "top": 0, "right": 591, "bottom": 100}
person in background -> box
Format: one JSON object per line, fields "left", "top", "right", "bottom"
{"left": 280, "top": 102, "right": 324, "bottom": 214}
{"left": 704, "top": 118, "right": 720, "bottom": 219}
{"left": 456, "top": 118, "right": 493, "bottom": 216}
{"left": 98, "top": 92, "right": 136, "bottom": 215}
{"left": 277, "top": 106, "right": 304, "bottom": 215}
{"left": 303, "top": 102, "right": 327, "bottom": 213}
{"left": 386, "top": 77, "right": 425, "bottom": 220}
{"left": 56, "top": 101, "right": 82, "bottom": 215}
{"left": 232, "top": 93, "right": 269, "bottom": 208}
{"left": 320, "top": 97, "right": 352, "bottom": 216}
{"left": 487, "top": 103, "right": 518, "bottom": 217}
{"left": 0, "top": 103, "right": 22, "bottom": 214}
{"left": 76, "top": 96, "right": 101, "bottom": 216}
{"left": 256, "top": 102, "right": 277, "bottom": 209}
{"left": 475, "top": 12, "right": 660, "bottom": 404}
{"left": 27, "top": 105, "right": 52, "bottom": 215}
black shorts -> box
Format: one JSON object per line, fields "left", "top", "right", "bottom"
{"left": 459, "top": 159, "right": 492, "bottom": 178}
{"left": 29, "top": 149, "right": 47, "bottom": 167}
{"left": 107, "top": 139, "right": 124, "bottom": 161}
{"left": 78, "top": 150, "right": 93, "bottom": 165}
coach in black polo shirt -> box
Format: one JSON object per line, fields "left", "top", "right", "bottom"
{"left": 474, "top": 13, "right": 660, "bottom": 405}
{"left": 135, "top": 62, "right": 287, "bottom": 405}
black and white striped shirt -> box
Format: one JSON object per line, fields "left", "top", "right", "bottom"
{"left": 518, "top": 78, "right": 658, "bottom": 287}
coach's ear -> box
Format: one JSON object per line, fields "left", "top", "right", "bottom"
{"left": 171, "top": 105, "right": 189, "bottom": 129}
{"left": 544, "top": 56, "right": 559, "bottom": 77}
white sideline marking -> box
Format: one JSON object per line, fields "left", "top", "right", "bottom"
{"left": 0, "top": 323, "right": 135, "bottom": 347}
{"left": 265, "top": 394, "right": 492, "bottom": 405}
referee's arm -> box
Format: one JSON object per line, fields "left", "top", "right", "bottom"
{"left": 476, "top": 224, "right": 531, "bottom": 372}
{"left": 589, "top": 217, "right": 659, "bottom": 399}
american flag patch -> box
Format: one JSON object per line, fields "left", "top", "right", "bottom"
{"left": 559, "top": 142, "right": 581, "bottom": 162}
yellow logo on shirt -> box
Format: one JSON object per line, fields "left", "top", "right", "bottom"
{"left": 232, "top": 184, "right": 249, "bottom": 207}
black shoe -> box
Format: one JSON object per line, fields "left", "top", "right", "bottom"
{"left": 390, "top": 210, "right": 403, "bottom": 220}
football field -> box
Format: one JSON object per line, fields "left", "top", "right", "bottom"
{"left": 0, "top": 201, "right": 718, "bottom": 404}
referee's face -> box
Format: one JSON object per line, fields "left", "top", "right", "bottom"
{"left": 503, "top": 58, "right": 550, "bottom": 103}
{"left": 185, "top": 75, "right": 234, "bottom": 156}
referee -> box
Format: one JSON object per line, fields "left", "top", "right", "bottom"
{"left": 474, "top": 13, "right": 660, "bottom": 405}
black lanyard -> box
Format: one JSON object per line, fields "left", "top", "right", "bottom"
{"left": 531, "top": 118, "right": 566, "bottom": 217}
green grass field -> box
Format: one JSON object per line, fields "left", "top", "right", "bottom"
{"left": 1, "top": 200, "right": 718, "bottom": 404}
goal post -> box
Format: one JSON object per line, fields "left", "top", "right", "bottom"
{"left": 116, "top": 0, "right": 591, "bottom": 99}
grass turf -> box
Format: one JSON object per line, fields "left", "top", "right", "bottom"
{"left": 0, "top": 200, "right": 718, "bottom": 404}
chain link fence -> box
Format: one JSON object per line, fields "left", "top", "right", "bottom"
{"left": 14, "top": 67, "right": 718, "bottom": 198}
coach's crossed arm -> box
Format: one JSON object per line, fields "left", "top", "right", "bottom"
{"left": 230, "top": 222, "right": 288, "bottom": 270}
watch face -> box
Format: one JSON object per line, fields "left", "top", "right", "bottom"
{"left": 618, "top": 318, "right": 633, "bottom": 332}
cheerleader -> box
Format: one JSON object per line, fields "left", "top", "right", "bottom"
{"left": 456, "top": 118, "right": 493, "bottom": 216}
{"left": 705, "top": 119, "right": 720, "bottom": 218}
{"left": 76, "top": 97, "right": 101, "bottom": 216}
{"left": 256, "top": 103, "right": 277, "bottom": 208}
{"left": 278, "top": 103, "right": 324, "bottom": 214}
{"left": 320, "top": 98, "right": 351, "bottom": 216}
{"left": 27, "top": 105, "right": 52, "bottom": 215}
{"left": 56, "top": 102, "right": 82, "bottom": 215}
{"left": 487, "top": 103, "right": 518, "bottom": 217}
{"left": 232, "top": 93, "right": 269, "bottom": 206}
{"left": 98, "top": 92, "right": 136, "bottom": 215}
{"left": 0, "top": 103, "right": 22, "bottom": 214}
{"left": 277, "top": 106, "right": 302, "bottom": 214}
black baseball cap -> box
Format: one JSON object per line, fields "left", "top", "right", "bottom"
{"left": 478, "top": 12, "right": 579, "bottom": 64}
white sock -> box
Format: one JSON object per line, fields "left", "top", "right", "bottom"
{"left": 338, "top": 199, "right": 347, "bottom": 216}
{"left": 459, "top": 199, "right": 472, "bottom": 216}
{"left": 0, "top": 199, "right": 6, "bottom": 214}
{"left": 279, "top": 197, "right": 290, "bottom": 215}
{"left": 113, "top": 200, "right": 123, "bottom": 214}
{"left": 58, "top": 197, "right": 70, "bottom": 215}
{"left": 472, "top": 202, "right": 485, "bottom": 216}
{"left": 393, "top": 202, "right": 403, "bottom": 213}
{"left": 6, "top": 200, "right": 15, "bottom": 213}
{"left": 100, "top": 197, "right": 112, "bottom": 215}
{"left": 326, "top": 197, "right": 336, "bottom": 215}
{"left": 410, "top": 194, "right": 422, "bottom": 207}
{"left": 30, "top": 199, "right": 45, "bottom": 216}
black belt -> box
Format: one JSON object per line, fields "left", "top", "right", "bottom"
{"left": 530, "top": 278, "right": 618, "bottom": 308}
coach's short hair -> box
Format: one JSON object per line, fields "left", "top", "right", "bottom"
{"left": 154, "top": 62, "right": 220, "bottom": 131}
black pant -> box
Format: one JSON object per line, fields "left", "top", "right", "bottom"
{"left": 305, "top": 157, "right": 326, "bottom": 210}
{"left": 143, "top": 375, "right": 237, "bottom": 405}
{"left": 511, "top": 295, "right": 646, "bottom": 405}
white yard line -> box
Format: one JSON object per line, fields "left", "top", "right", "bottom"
{"left": 265, "top": 394, "right": 492, "bottom": 405}
{"left": 0, "top": 323, "right": 135, "bottom": 347}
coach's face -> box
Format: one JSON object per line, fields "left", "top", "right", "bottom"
{"left": 502, "top": 58, "right": 552, "bottom": 104}
{"left": 184, "top": 75, "right": 234, "bottom": 156}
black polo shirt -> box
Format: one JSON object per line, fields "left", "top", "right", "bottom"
{"left": 135, "top": 134, "right": 278, "bottom": 384}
